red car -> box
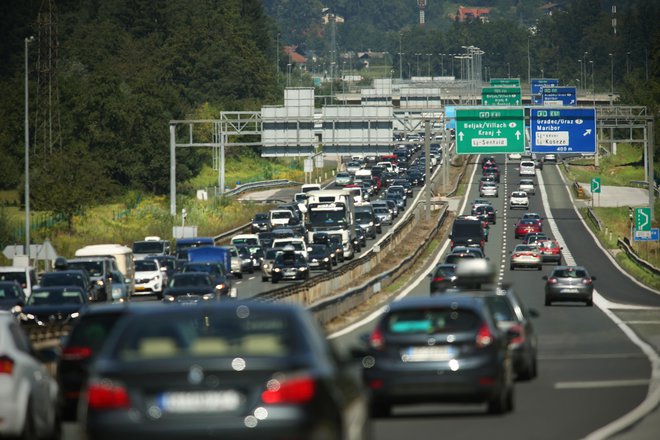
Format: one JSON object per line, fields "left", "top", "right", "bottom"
{"left": 515, "top": 219, "right": 542, "bottom": 239}
{"left": 537, "top": 239, "right": 563, "bottom": 264}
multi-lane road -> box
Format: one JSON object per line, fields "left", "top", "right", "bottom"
{"left": 65, "top": 156, "right": 660, "bottom": 439}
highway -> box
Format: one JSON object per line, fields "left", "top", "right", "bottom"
{"left": 328, "top": 157, "right": 658, "bottom": 439}
{"left": 63, "top": 157, "right": 660, "bottom": 439}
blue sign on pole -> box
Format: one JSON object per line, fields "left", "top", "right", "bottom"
{"left": 444, "top": 106, "right": 456, "bottom": 130}
{"left": 634, "top": 228, "right": 660, "bottom": 242}
{"left": 542, "top": 87, "right": 577, "bottom": 106}
{"left": 530, "top": 108, "right": 597, "bottom": 154}
{"left": 531, "top": 79, "right": 559, "bottom": 105}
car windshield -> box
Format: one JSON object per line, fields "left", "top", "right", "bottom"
{"left": 28, "top": 288, "right": 84, "bottom": 305}
{"left": 355, "top": 212, "right": 373, "bottom": 222}
{"left": 275, "top": 253, "right": 306, "bottom": 265}
{"left": 553, "top": 268, "right": 588, "bottom": 278}
{"left": 66, "top": 261, "right": 104, "bottom": 277}
{"left": 309, "top": 210, "right": 346, "bottom": 227}
{"left": 433, "top": 265, "right": 456, "bottom": 278}
{"left": 512, "top": 192, "right": 527, "bottom": 197}
{"left": 170, "top": 274, "right": 211, "bottom": 287}
{"left": 0, "top": 284, "right": 20, "bottom": 299}
{"left": 271, "top": 211, "right": 292, "bottom": 219}
{"left": 385, "top": 308, "right": 481, "bottom": 334}
{"left": 0, "top": 272, "right": 27, "bottom": 285}
{"left": 135, "top": 260, "right": 158, "bottom": 271}
{"left": 515, "top": 245, "right": 536, "bottom": 252}
{"left": 233, "top": 238, "right": 259, "bottom": 246}
{"left": 254, "top": 213, "right": 268, "bottom": 221}
{"left": 133, "top": 241, "right": 165, "bottom": 254}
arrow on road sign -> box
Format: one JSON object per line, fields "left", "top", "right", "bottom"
{"left": 459, "top": 132, "right": 464, "bottom": 141}
{"left": 515, "top": 131, "right": 521, "bottom": 140}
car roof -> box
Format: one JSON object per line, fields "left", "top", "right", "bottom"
{"left": 387, "top": 295, "right": 489, "bottom": 312}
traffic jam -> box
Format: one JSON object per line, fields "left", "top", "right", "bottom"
{"left": 4, "top": 132, "right": 644, "bottom": 438}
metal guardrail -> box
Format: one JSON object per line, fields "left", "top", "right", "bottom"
{"left": 221, "top": 179, "right": 302, "bottom": 197}
{"left": 617, "top": 238, "right": 660, "bottom": 276}
{"left": 630, "top": 180, "right": 660, "bottom": 197}
{"left": 586, "top": 208, "right": 603, "bottom": 231}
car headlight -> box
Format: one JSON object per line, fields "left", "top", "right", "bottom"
{"left": 96, "top": 279, "right": 105, "bottom": 286}
{"left": 298, "top": 267, "right": 307, "bottom": 271}
{"left": 202, "top": 293, "right": 216, "bottom": 301}
{"left": 163, "top": 295, "right": 176, "bottom": 302}
{"left": 112, "top": 287, "right": 123, "bottom": 298}
{"left": 216, "top": 283, "right": 226, "bottom": 290}
{"left": 273, "top": 268, "right": 281, "bottom": 272}
{"left": 263, "top": 263, "right": 270, "bottom": 270}
{"left": 70, "top": 312, "right": 80, "bottom": 319}
{"left": 368, "top": 222, "right": 374, "bottom": 227}
{"left": 323, "top": 257, "right": 329, "bottom": 262}
{"left": 11, "top": 305, "right": 22, "bottom": 314}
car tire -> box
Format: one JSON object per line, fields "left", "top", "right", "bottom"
{"left": 545, "top": 297, "right": 552, "bottom": 306}
{"left": 271, "top": 278, "right": 278, "bottom": 284}
{"left": 487, "top": 389, "right": 509, "bottom": 414}
{"left": 21, "top": 401, "right": 36, "bottom": 440}
{"left": 586, "top": 298, "right": 593, "bottom": 307}
{"left": 261, "top": 276, "right": 268, "bottom": 282}
{"left": 537, "top": 265, "right": 542, "bottom": 271}
{"left": 510, "top": 265, "right": 515, "bottom": 270}
{"left": 370, "top": 403, "right": 391, "bottom": 418}
{"left": 237, "top": 273, "right": 243, "bottom": 279}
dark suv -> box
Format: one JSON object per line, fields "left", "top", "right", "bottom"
{"left": 449, "top": 218, "right": 485, "bottom": 251}
{"left": 66, "top": 258, "right": 118, "bottom": 302}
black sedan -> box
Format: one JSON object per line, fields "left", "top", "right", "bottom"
{"left": 271, "top": 250, "right": 310, "bottom": 283}
{"left": 360, "top": 295, "right": 515, "bottom": 416}
{"left": 307, "top": 244, "right": 333, "bottom": 271}
{"left": 428, "top": 264, "right": 457, "bottom": 293}
{"left": 19, "top": 286, "right": 88, "bottom": 328}
{"left": 543, "top": 265, "right": 596, "bottom": 306}
{"left": 81, "top": 302, "right": 369, "bottom": 440}
{"left": 162, "top": 273, "right": 223, "bottom": 304}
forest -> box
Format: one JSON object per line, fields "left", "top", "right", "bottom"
{"left": 0, "top": 0, "right": 657, "bottom": 227}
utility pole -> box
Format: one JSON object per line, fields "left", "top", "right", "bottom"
{"left": 398, "top": 32, "right": 403, "bottom": 81}
{"left": 25, "top": 36, "right": 34, "bottom": 258}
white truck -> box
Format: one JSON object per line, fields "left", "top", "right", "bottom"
{"left": 74, "top": 244, "right": 136, "bottom": 295}
{"left": 305, "top": 189, "right": 356, "bottom": 260}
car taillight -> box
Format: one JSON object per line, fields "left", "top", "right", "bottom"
{"left": 513, "top": 253, "right": 520, "bottom": 258}
{"left": 86, "top": 379, "right": 131, "bottom": 409}
{"left": 547, "top": 277, "right": 558, "bottom": 284}
{"left": 582, "top": 278, "right": 593, "bottom": 285}
{"left": 261, "top": 376, "right": 316, "bottom": 404}
{"left": 62, "top": 346, "right": 93, "bottom": 361}
{"left": 0, "top": 355, "right": 14, "bottom": 374}
{"left": 432, "top": 276, "right": 445, "bottom": 282}
{"left": 476, "top": 323, "right": 494, "bottom": 348}
{"left": 369, "top": 327, "right": 385, "bottom": 350}
{"left": 450, "top": 240, "right": 454, "bottom": 248}
{"left": 508, "top": 324, "right": 525, "bottom": 345}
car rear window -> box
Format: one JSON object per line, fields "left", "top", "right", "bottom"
{"left": 67, "top": 313, "right": 125, "bottom": 353}
{"left": 540, "top": 241, "right": 559, "bottom": 249}
{"left": 385, "top": 308, "right": 481, "bottom": 334}
{"left": 113, "top": 310, "right": 296, "bottom": 360}
{"left": 486, "top": 297, "right": 517, "bottom": 323}
{"left": 553, "top": 268, "right": 587, "bottom": 278}
{"left": 452, "top": 221, "right": 483, "bottom": 236}
{"left": 433, "top": 265, "right": 456, "bottom": 278}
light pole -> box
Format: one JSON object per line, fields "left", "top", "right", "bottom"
{"left": 426, "top": 53, "right": 432, "bottom": 76}
{"left": 24, "top": 36, "right": 35, "bottom": 259}
{"left": 407, "top": 62, "right": 411, "bottom": 78}
{"left": 540, "top": 68, "right": 544, "bottom": 79}
{"left": 527, "top": 37, "right": 531, "bottom": 86}
{"left": 609, "top": 53, "right": 614, "bottom": 105}
{"left": 450, "top": 54, "right": 455, "bottom": 77}
{"left": 438, "top": 53, "right": 445, "bottom": 76}
{"left": 398, "top": 32, "right": 403, "bottom": 80}
{"left": 415, "top": 53, "right": 421, "bottom": 77}
{"left": 276, "top": 32, "right": 280, "bottom": 84}
{"left": 589, "top": 60, "right": 595, "bottom": 105}
{"left": 583, "top": 51, "right": 588, "bottom": 94}
{"left": 626, "top": 51, "right": 630, "bottom": 75}
{"left": 507, "top": 62, "right": 510, "bottom": 78}
{"left": 578, "top": 59, "right": 582, "bottom": 93}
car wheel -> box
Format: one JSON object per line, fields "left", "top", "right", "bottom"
{"left": 545, "top": 297, "right": 552, "bottom": 306}
{"left": 586, "top": 298, "right": 593, "bottom": 307}
{"left": 237, "top": 273, "right": 243, "bottom": 279}
{"left": 487, "top": 389, "right": 509, "bottom": 414}
{"left": 537, "top": 265, "right": 542, "bottom": 271}
{"left": 271, "top": 278, "right": 278, "bottom": 284}
{"left": 370, "top": 403, "right": 391, "bottom": 418}
{"left": 261, "top": 276, "right": 268, "bottom": 282}
{"left": 510, "top": 265, "right": 515, "bottom": 270}
{"left": 20, "top": 401, "right": 36, "bottom": 440}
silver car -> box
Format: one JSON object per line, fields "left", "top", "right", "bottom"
{"left": 519, "top": 179, "right": 535, "bottom": 195}
{"left": 480, "top": 182, "right": 499, "bottom": 197}
{"left": 373, "top": 206, "right": 393, "bottom": 225}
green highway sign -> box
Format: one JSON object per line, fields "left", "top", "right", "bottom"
{"left": 455, "top": 108, "right": 525, "bottom": 154}
{"left": 490, "top": 78, "right": 520, "bottom": 87}
{"left": 635, "top": 207, "right": 652, "bottom": 231}
{"left": 590, "top": 177, "right": 601, "bottom": 194}
{"left": 482, "top": 87, "right": 522, "bottom": 106}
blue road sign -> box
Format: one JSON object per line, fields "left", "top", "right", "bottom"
{"left": 530, "top": 108, "right": 597, "bottom": 154}
{"left": 634, "top": 228, "right": 659, "bottom": 242}
{"left": 542, "top": 87, "right": 577, "bottom": 106}
{"left": 531, "top": 79, "right": 559, "bottom": 105}
{"left": 445, "top": 106, "right": 456, "bottom": 129}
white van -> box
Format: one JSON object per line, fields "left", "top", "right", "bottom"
{"left": 519, "top": 160, "right": 536, "bottom": 176}
{"left": 75, "top": 244, "right": 135, "bottom": 295}
{"left": 269, "top": 209, "right": 294, "bottom": 227}
{"left": 271, "top": 237, "right": 308, "bottom": 259}
{"left": 0, "top": 266, "right": 38, "bottom": 298}
{"left": 231, "top": 234, "right": 261, "bottom": 247}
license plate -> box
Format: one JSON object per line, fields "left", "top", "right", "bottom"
{"left": 401, "top": 346, "right": 455, "bottom": 362}
{"left": 158, "top": 390, "right": 241, "bottom": 413}
{"left": 561, "top": 288, "right": 579, "bottom": 293}
{"left": 135, "top": 286, "right": 146, "bottom": 291}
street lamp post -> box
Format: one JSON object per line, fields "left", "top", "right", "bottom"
{"left": 398, "top": 32, "right": 403, "bottom": 81}
{"left": 438, "top": 53, "right": 445, "bottom": 76}
{"left": 626, "top": 51, "right": 630, "bottom": 75}
{"left": 450, "top": 54, "right": 455, "bottom": 77}
{"left": 609, "top": 53, "right": 614, "bottom": 105}
{"left": 426, "top": 53, "right": 432, "bottom": 76}
{"left": 578, "top": 59, "right": 583, "bottom": 93}
{"left": 24, "top": 36, "right": 34, "bottom": 260}
{"left": 589, "top": 60, "right": 595, "bottom": 105}
{"left": 540, "top": 68, "right": 544, "bottom": 79}
{"left": 507, "top": 62, "right": 510, "bottom": 78}
{"left": 415, "top": 53, "right": 421, "bottom": 77}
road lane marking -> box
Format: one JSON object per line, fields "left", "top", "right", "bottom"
{"left": 328, "top": 156, "right": 479, "bottom": 340}
{"left": 538, "top": 166, "right": 660, "bottom": 440}
{"left": 249, "top": 276, "right": 255, "bottom": 280}
{"left": 555, "top": 379, "right": 649, "bottom": 390}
